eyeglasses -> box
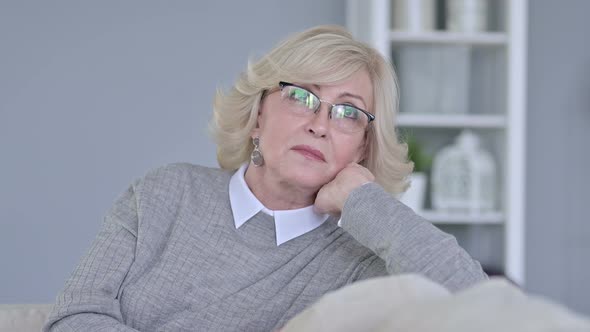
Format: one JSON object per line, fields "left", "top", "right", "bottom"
{"left": 277, "top": 81, "right": 375, "bottom": 134}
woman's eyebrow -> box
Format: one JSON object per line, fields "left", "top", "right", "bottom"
{"left": 338, "top": 92, "right": 367, "bottom": 109}
{"left": 297, "top": 83, "right": 320, "bottom": 95}
{"left": 308, "top": 83, "right": 368, "bottom": 109}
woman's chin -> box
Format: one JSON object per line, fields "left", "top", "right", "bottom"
{"left": 293, "top": 173, "right": 332, "bottom": 191}
{"left": 273, "top": 157, "right": 335, "bottom": 191}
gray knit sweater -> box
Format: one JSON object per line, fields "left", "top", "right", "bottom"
{"left": 43, "top": 163, "right": 487, "bottom": 332}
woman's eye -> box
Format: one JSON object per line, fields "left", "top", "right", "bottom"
{"left": 340, "top": 106, "right": 359, "bottom": 119}
{"left": 291, "top": 90, "right": 308, "bottom": 101}
{"left": 290, "top": 89, "right": 315, "bottom": 108}
{"left": 290, "top": 91, "right": 301, "bottom": 99}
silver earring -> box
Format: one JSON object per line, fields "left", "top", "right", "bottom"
{"left": 251, "top": 137, "right": 264, "bottom": 167}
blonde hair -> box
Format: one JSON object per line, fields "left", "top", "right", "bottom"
{"left": 210, "top": 25, "right": 412, "bottom": 194}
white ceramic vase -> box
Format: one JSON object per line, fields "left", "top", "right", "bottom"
{"left": 391, "top": 0, "right": 436, "bottom": 32}
{"left": 399, "top": 172, "right": 427, "bottom": 212}
{"left": 446, "top": 0, "right": 489, "bottom": 32}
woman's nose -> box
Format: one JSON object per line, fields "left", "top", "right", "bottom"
{"left": 306, "top": 103, "right": 330, "bottom": 137}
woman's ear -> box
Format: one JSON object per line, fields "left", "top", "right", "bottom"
{"left": 251, "top": 87, "right": 275, "bottom": 139}
{"left": 250, "top": 122, "right": 260, "bottom": 139}
{"left": 250, "top": 95, "right": 265, "bottom": 138}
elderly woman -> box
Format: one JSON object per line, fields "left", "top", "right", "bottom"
{"left": 43, "top": 25, "right": 486, "bottom": 332}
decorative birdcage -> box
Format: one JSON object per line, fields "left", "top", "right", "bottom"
{"left": 431, "top": 130, "right": 496, "bottom": 212}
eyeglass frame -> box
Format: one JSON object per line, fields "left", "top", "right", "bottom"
{"left": 276, "top": 81, "right": 376, "bottom": 129}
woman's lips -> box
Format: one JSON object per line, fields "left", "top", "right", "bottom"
{"left": 291, "top": 145, "right": 326, "bottom": 162}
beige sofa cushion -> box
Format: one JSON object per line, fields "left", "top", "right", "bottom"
{"left": 283, "top": 274, "right": 450, "bottom": 332}
{"left": 375, "top": 278, "right": 590, "bottom": 332}
{"left": 282, "top": 274, "right": 590, "bottom": 332}
{"left": 0, "top": 304, "right": 53, "bottom": 332}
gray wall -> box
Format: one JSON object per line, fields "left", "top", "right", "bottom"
{"left": 0, "top": 0, "right": 344, "bottom": 303}
{"left": 525, "top": 0, "right": 590, "bottom": 316}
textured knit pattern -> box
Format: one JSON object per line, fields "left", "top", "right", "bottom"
{"left": 43, "top": 163, "right": 487, "bottom": 332}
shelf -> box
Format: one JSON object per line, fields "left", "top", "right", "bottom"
{"left": 397, "top": 113, "right": 506, "bottom": 128}
{"left": 390, "top": 31, "right": 508, "bottom": 46}
{"left": 347, "top": 0, "right": 527, "bottom": 285}
{"left": 418, "top": 210, "right": 504, "bottom": 225}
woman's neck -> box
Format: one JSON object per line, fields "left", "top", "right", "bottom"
{"left": 244, "top": 163, "right": 317, "bottom": 211}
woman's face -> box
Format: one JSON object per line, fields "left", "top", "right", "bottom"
{"left": 252, "top": 69, "right": 374, "bottom": 192}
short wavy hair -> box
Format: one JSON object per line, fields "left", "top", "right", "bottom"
{"left": 209, "top": 25, "right": 412, "bottom": 195}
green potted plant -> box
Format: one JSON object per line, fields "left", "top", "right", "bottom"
{"left": 400, "top": 134, "right": 432, "bottom": 212}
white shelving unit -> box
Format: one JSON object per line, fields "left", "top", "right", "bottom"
{"left": 347, "top": 0, "right": 527, "bottom": 285}
{"left": 420, "top": 210, "right": 504, "bottom": 225}
{"left": 390, "top": 31, "right": 507, "bottom": 46}
{"left": 397, "top": 113, "right": 506, "bottom": 128}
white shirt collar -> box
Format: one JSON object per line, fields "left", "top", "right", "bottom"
{"left": 229, "top": 163, "right": 330, "bottom": 246}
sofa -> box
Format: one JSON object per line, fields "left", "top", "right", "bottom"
{"left": 3, "top": 276, "right": 590, "bottom": 331}
{"left": 282, "top": 275, "right": 590, "bottom": 332}
{"left": 0, "top": 304, "right": 53, "bottom": 332}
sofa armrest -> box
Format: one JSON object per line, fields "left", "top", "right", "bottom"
{"left": 0, "top": 304, "right": 53, "bottom": 332}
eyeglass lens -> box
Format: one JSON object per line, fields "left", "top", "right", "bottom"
{"left": 279, "top": 84, "right": 370, "bottom": 133}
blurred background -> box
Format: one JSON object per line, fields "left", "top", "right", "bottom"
{"left": 1, "top": 0, "right": 588, "bottom": 316}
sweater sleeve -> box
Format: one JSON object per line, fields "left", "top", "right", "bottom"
{"left": 43, "top": 181, "right": 141, "bottom": 332}
{"left": 340, "top": 182, "right": 488, "bottom": 292}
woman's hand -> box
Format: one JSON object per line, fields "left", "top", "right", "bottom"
{"left": 314, "top": 163, "right": 375, "bottom": 216}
